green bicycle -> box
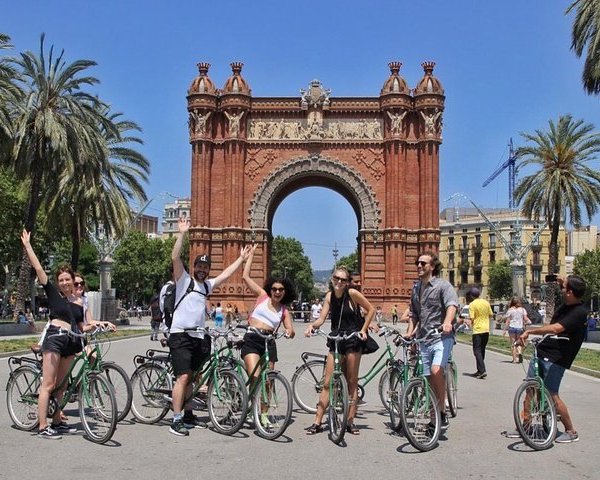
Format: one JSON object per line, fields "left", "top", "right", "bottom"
{"left": 512, "top": 334, "right": 566, "bottom": 450}
{"left": 311, "top": 329, "right": 362, "bottom": 444}
{"left": 399, "top": 329, "right": 443, "bottom": 452}
{"left": 292, "top": 325, "right": 401, "bottom": 414}
{"left": 6, "top": 327, "right": 118, "bottom": 444}
{"left": 242, "top": 326, "right": 293, "bottom": 440}
{"left": 129, "top": 327, "right": 248, "bottom": 435}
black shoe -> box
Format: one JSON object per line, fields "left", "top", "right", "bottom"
{"left": 305, "top": 423, "right": 323, "bottom": 435}
{"left": 518, "top": 354, "right": 523, "bottom": 364}
{"left": 441, "top": 413, "right": 449, "bottom": 431}
{"left": 475, "top": 372, "right": 487, "bottom": 379}
{"left": 169, "top": 419, "right": 190, "bottom": 436}
{"left": 183, "top": 414, "right": 207, "bottom": 429}
{"left": 469, "top": 372, "right": 481, "bottom": 377}
{"left": 50, "top": 422, "right": 77, "bottom": 434}
{"left": 38, "top": 426, "right": 62, "bottom": 440}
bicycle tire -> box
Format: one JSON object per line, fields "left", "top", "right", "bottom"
{"left": 388, "top": 367, "right": 404, "bottom": 431}
{"left": 101, "top": 362, "right": 133, "bottom": 422}
{"left": 400, "top": 377, "right": 441, "bottom": 452}
{"left": 78, "top": 373, "right": 118, "bottom": 444}
{"left": 130, "top": 363, "right": 172, "bottom": 424}
{"left": 378, "top": 368, "right": 392, "bottom": 411}
{"left": 253, "top": 371, "right": 293, "bottom": 440}
{"left": 291, "top": 359, "right": 325, "bottom": 414}
{"left": 327, "top": 374, "right": 349, "bottom": 445}
{"left": 513, "top": 379, "right": 557, "bottom": 450}
{"left": 445, "top": 361, "right": 458, "bottom": 418}
{"left": 6, "top": 365, "right": 41, "bottom": 431}
{"left": 207, "top": 369, "right": 248, "bottom": 435}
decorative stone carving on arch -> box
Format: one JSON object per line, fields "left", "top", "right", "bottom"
{"left": 248, "top": 153, "right": 381, "bottom": 232}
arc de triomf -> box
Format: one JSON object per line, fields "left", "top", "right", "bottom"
{"left": 186, "top": 61, "right": 444, "bottom": 310}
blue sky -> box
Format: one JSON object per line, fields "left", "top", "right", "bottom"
{"left": 4, "top": 1, "right": 599, "bottom": 269}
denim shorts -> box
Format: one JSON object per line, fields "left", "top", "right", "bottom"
{"left": 420, "top": 336, "right": 454, "bottom": 376}
{"left": 508, "top": 327, "right": 524, "bottom": 336}
{"left": 527, "top": 358, "right": 565, "bottom": 394}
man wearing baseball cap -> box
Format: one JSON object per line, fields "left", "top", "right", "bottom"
{"left": 168, "top": 216, "right": 251, "bottom": 436}
{"left": 467, "top": 287, "right": 494, "bottom": 379}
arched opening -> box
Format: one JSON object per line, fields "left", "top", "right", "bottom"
{"left": 271, "top": 186, "right": 359, "bottom": 271}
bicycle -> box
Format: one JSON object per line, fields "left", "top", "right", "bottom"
{"left": 398, "top": 329, "right": 444, "bottom": 452}
{"left": 241, "top": 326, "right": 293, "bottom": 440}
{"left": 292, "top": 324, "right": 401, "bottom": 414}
{"left": 387, "top": 333, "right": 419, "bottom": 432}
{"left": 310, "top": 329, "right": 362, "bottom": 444}
{"left": 129, "top": 327, "right": 248, "bottom": 435}
{"left": 511, "top": 334, "right": 567, "bottom": 450}
{"left": 28, "top": 329, "right": 132, "bottom": 422}
{"left": 6, "top": 327, "right": 118, "bottom": 444}
{"left": 445, "top": 352, "right": 458, "bottom": 418}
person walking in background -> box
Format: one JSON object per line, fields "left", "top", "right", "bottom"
{"left": 467, "top": 287, "right": 494, "bottom": 379}
{"left": 225, "top": 303, "right": 234, "bottom": 328}
{"left": 391, "top": 304, "right": 398, "bottom": 325}
{"left": 214, "top": 303, "right": 224, "bottom": 328}
{"left": 375, "top": 305, "right": 383, "bottom": 324}
{"left": 503, "top": 296, "right": 530, "bottom": 363}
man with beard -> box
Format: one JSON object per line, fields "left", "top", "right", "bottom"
{"left": 168, "top": 217, "right": 251, "bottom": 436}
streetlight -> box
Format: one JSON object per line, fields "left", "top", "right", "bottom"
{"left": 591, "top": 292, "right": 599, "bottom": 313}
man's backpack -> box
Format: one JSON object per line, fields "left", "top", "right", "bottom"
{"left": 161, "top": 278, "right": 209, "bottom": 329}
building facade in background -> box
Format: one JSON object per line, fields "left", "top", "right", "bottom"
{"left": 162, "top": 198, "right": 191, "bottom": 238}
{"left": 132, "top": 212, "right": 159, "bottom": 237}
{"left": 565, "top": 225, "right": 599, "bottom": 274}
{"left": 438, "top": 208, "right": 566, "bottom": 303}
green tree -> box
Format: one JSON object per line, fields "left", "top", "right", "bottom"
{"left": 46, "top": 108, "right": 149, "bottom": 269}
{"left": 0, "top": 33, "right": 20, "bottom": 150}
{"left": 487, "top": 260, "right": 512, "bottom": 300}
{"left": 514, "top": 115, "right": 600, "bottom": 318}
{"left": 6, "top": 34, "right": 114, "bottom": 318}
{"left": 567, "top": 0, "right": 600, "bottom": 94}
{"left": 336, "top": 251, "right": 358, "bottom": 273}
{"left": 573, "top": 249, "right": 600, "bottom": 304}
{"left": 112, "top": 232, "right": 181, "bottom": 306}
{"left": 270, "top": 235, "right": 314, "bottom": 302}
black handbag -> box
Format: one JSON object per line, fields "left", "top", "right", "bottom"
{"left": 347, "top": 293, "right": 379, "bottom": 355}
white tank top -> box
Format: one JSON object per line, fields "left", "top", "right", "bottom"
{"left": 250, "top": 295, "right": 284, "bottom": 330}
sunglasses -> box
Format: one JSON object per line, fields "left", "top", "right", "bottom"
{"left": 271, "top": 287, "right": 285, "bottom": 293}
{"left": 415, "top": 261, "right": 428, "bottom": 267}
{"left": 332, "top": 275, "right": 348, "bottom": 283}
{"left": 74, "top": 281, "right": 85, "bottom": 287}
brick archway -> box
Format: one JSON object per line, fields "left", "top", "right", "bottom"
{"left": 186, "top": 61, "right": 445, "bottom": 310}
{"left": 249, "top": 153, "right": 379, "bottom": 234}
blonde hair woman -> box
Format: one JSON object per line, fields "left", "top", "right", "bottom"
{"left": 503, "top": 296, "right": 531, "bottom": 363}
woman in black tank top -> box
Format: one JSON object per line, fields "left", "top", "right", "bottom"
{"left": 304, "top": 266, "right": 375, "bottom": 435}
{"left": 21, "top": 230, "right": 113, "bottom": 439}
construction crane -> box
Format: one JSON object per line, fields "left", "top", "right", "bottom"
{"left": 482, "top": 138, "right": 517, "bottom": 208}
{"left": 446, "top": 193, "right": 547, "bottom": 298}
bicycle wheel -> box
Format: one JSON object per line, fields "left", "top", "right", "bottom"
{"left": 130, "top": 363, "right": 172, "bottom": 424}
{"left": 78, "top": 373, "right": 118, "bottom": 444}
{"left": 101, "top": 362, "right": 133, "bottom": 422}
{"left": 207, "top": 369, "right": 248, "bottom": 435}
{"left": 400, "top": 377, "right": 441, "bottom": 452}
{"left": 513, "top": 379, "right": 557, "bottom": 450}
{"left": 253, "top": 371, "right": 293, "bottom": 440}
{"left": 291, "top": 360, "right": 325, "bottom": 414}
{"left": 378, "top": 368, "right": 392, "bottom": 411}
{"left": 327, "top": 374, "right": 348, "bottom": 444}
{"left": 6, "top": 365, "right": 41, "bottom": 431}
{"left": 388, "top": 367, "right": 404, "bottom": 431}
{"left": 445, "top": 361, "right": 458, "bottom": 418}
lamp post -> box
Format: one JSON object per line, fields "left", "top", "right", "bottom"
{"left": 591, "top": 291, "right": 599, "bottom": 313}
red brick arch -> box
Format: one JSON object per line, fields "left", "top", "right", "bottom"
{"left": 186, "top": 62, "right": 444, "bottom": 311}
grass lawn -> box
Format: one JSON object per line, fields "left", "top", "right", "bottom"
{"left": 456, "top": 332, "right": 600, "bottom": 374}
{"left": 0, "top": 328, "right": 148, "bottom": 354}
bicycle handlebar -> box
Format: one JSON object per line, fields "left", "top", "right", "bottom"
{"left": 247, "top": 326, "right": 288, "bottom": 340}
{"left": 312, "top": 329, "right": 363, "bottom": 342}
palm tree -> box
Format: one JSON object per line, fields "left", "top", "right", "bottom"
{"left": 567, "top": 0, "right": 600, "bottom": 94}
{"left": 0, "top": 33, "right": 20, "bottom": 152}
{"left": 7, "top": 34, "right": 114, "bottom": 318}
{"left": 514, "top": 114, "right": 600, "bottom": 319}
{"left": 46, "top": 108, "right": 150, "bottom": 269}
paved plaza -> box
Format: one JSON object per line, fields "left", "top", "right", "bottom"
{"left": 1, "top": 327, "right": 599, "bottom": 480}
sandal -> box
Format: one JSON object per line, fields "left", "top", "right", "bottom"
{"left": 305, "top": 423, "right": 323, "bottom": 435}
{"left": 346, "top": 422, "right": 360, "bottom": 435}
